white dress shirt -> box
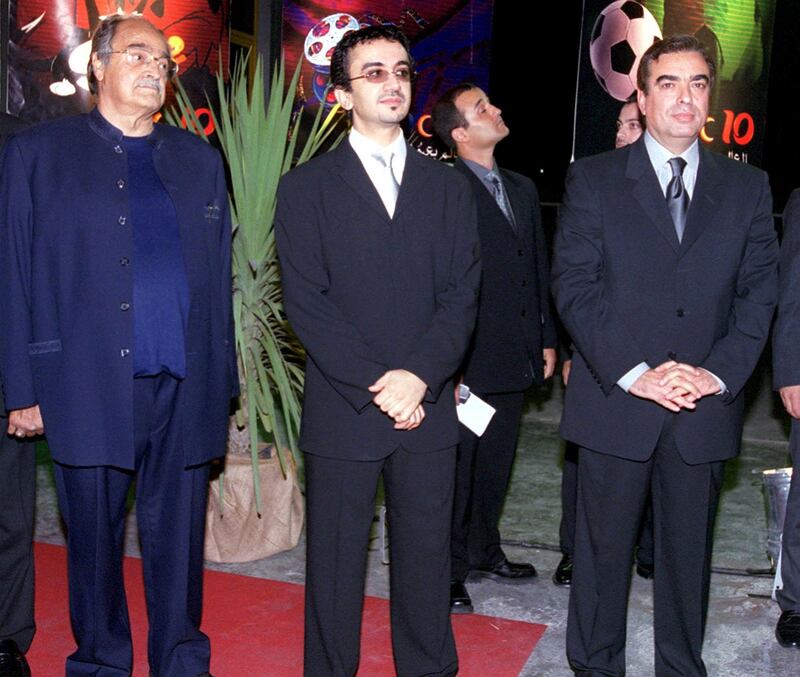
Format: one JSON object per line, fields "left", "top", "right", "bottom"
{"left": 348, "top": 127, "right": 407, "bottom": 218}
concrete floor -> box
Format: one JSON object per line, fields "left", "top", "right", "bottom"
{"left": 33, "top": 359, "right": 800, "bottom": 675}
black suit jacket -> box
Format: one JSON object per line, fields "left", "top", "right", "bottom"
{"left": 276, "top": 141, "right": 481, "bottom": 461}
{"left": 552, "top": 137, "right": 778, "bottom": 464}
{"left": 454, "top": 160, "right": 556, "bottom": 393}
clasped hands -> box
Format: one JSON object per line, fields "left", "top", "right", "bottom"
{"left": 629, "top": 361, "right": 721, "bottom": 412}
{"left": 369, "top": 369, "right": 427, "bottom": 431}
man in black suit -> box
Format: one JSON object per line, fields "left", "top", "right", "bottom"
{"left": 772, "top": 189, "right": 800, "bottom": 648}
{"left": 0, "top": 111, "right": 34, "bottom": 677}
{"left": 275, "top": 25, "right": 480, "bottom": 677}
{"left": 552, "top": 35, "right": 778, "bottom": 675}
{"left": 430, "top": 85, "right": 556, "bottom": 613}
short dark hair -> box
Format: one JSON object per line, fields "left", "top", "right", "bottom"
{"left": 621, "top": 93, "right": 645, "bottom": 129}
{"left": 431, "top": 83, "right": 476, "bottom": 150}
{"left": 636, "top": 34, "right": 716, "bottom": 94}
{"left": 330, "top": 24, "right": 413, "bottom": 92}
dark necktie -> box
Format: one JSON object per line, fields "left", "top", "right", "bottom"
{"left": 666, "top": 157, "right": 689, "bottom": 242}
{"left": 486, "top": 170, "right": 517, "bottom": 233}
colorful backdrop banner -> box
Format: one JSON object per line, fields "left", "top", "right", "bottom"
{"left": 8, "top": 0, "right": 228, "bottom": 124}
{"left": 574, "top": 0, "right": 776, "bottom": 165}
{"left": 281, "top": 0, "right": 494, "bottom": 159}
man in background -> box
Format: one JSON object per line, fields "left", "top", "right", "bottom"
{"left": 772, "top": 188, "right": 800, "bottom": 649}
{"left": 431, "top": 84, "right": 556, "bottom": 613}
{"left": 0, "top": 110, "right": 33, "bottom": 677}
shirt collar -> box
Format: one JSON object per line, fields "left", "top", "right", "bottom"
{"left": 643, "top": 130, "right": 699, "bottom": 175}
{"left": 348, "top": 127, "right": 407, "bottom": 167}
{"left": 87, "top": 106, "right": 164, "bottom": 149}
{"left": 462, "top": 158, "right": 498, "bottom": 182}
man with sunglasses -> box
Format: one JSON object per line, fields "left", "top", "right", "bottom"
{"left": 276, "top": 24, "right": 480, "bottom": 677}
{"left": 0, "top": 15, "right": 236, "bottom": 676}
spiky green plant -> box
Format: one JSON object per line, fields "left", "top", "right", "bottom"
{"left": 163, "top": 54, "right": 342, "bottom": 511}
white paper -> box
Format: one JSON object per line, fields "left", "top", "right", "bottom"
{"left": 456, "top": 384, "right": 496, "bottom": 436}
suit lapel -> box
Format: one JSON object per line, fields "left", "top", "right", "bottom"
{"left": 678, "top": 147, "right": 724, "bottom": 256}
{"left": 334, "top": 141, "right": 393, "bottom": 222}
{"left": 394, "top": 146, "right": 428, "bottom": 220}
{"left": 626, "top": 138, "right": 681, "bottom": 253}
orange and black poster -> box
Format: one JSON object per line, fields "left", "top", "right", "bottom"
{"left": 6, "top": 0, "right": 228, "bottom": 123}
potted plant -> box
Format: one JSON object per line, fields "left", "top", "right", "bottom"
{"left": 164, "top": 53, "right": 342, "bottom": 562}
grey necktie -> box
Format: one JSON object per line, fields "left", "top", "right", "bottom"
{"left": 486, "top": 170, "right": 517, "bottom": 232}
{"left": 666, "top": 157, "right": 689, "bottom": 242}
{"left": 372, "top": 151, "right": 400, "bottom": 207}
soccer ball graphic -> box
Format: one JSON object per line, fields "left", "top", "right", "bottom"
{"left": 589, "top": 1, "right": 662, "bottom": 101}
{"left": 304, "top": 13, "right": 360, "bottom": 68}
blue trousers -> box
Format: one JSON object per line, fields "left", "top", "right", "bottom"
{"left": 54, "top": 375, "right": 211, "bottom": 676}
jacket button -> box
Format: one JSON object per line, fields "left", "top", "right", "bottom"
{"left": 117, "top": 179, "right": 125, "bottom": 189}
{"left": 114, "top": 145, "right": 123, "bottom": 154}
{"left": 676, "top": 308, "right": 685, "bottom": 317}
{"left": 120, "top": 348, "right": 130, "bottom": 357}
{"left": 119, "top": 257, "right": 129, "bottom": 266}
{"left": 120, "top": 302, "right": 131, "bottom": 311}
{"left": 521, "top": 309, "right": 527, "bottom": 317}
{"left": 521, "top": 279, "right": 527, "bottom": 287}
{"left": 517, "top": 249, "right": 523, "bottom": 256}
{"left": 118, "top": 215, "right": 127, "bottom": 225}
{"left": 668, "top": 351, "right": 677, "bottom": 360}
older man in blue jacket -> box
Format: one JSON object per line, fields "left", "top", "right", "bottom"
{"left": 0, "top": 15, "right": 237, "bottom": 676}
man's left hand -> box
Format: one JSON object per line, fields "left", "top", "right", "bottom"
{"left": 369, "top": 369, "right": 428, "bottom": 424}
{"left": 543, "top": 348, "right": 557, "bottom": 380}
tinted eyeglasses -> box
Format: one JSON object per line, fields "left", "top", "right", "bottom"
{"left": 104, "top": 47, "right": 179, "bottom": 78}
{"left": 349, "top": 67, "right": 414, "bottom": 84}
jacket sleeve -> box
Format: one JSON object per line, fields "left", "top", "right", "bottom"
{"left": 275, "top": 173, "right": 389, "bottom": 412}
{"left": 772, "top": 191, "right": 800, "bottom": 389}
{"left": 551, "top": 160, "right": 649, "bottom": 394}
{"left": 0, "top": 137, "right": 37, "bottom": 411}
{"left": 401, "top": 174, "right": 482, "bottom": 400}
{"left": 215, "top": 154, "right": 239, "bottom": 399}
{"left": 529, "top": 178, "right": 557, "bottom": 349}
{"left": 700, "top": 170, "right": 778, "bottom": 399}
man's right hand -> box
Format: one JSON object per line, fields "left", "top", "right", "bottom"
{"left": 780, "top": 385, "right": 800, "bottom": 419}
{"left": 7, "top": 405, "right": 44, "bottom": 437}
{"left": 629, "top": 366, "right": 697, "bottom": 412}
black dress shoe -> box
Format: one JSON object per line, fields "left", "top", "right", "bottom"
{"left": 776, "top": 610, "right": 800, "bottom": 647}
{"left": 450, "top": 580, "right": 473, "bottom": 614}
{"left": 472, "top": 558, "right": 537, "bottom": 583}
{"left": 635, "top": 562, "right": 654, "bottom": 580}
{"left": 0, "top": 640, "right": 30, "bottom": 677}
{"left": 553, "top": 554, "right": 573, "bottom": 586}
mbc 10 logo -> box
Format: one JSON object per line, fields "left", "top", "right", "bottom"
{"left": 700, "top": 110, "right": 755, "bottom": 146}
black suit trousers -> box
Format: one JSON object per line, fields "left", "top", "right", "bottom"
{"left": 0, "top": 426, "right": 35, "bottom": 651}
{"left": 451, "top": 391, "right": 525, "bottom": 580}
{"left": 304, "top": 446, "right": 458, "bottom": 677}
{"left": 53, "top": 375, "right": 211, "bottom": 677}
{"left": 567, "top": 419, "right": 723, "bottom": 677}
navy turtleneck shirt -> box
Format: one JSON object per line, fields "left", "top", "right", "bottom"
{"left": 123, "top": 135, "right": 189, "bottom": 379}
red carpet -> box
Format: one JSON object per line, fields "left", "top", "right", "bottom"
{"left": 28, "top": 542, "right": 546, "bottom": 676}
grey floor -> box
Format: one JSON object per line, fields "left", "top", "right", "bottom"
{"left": 33, "top": 360, "right": 800, "bottom": 675}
